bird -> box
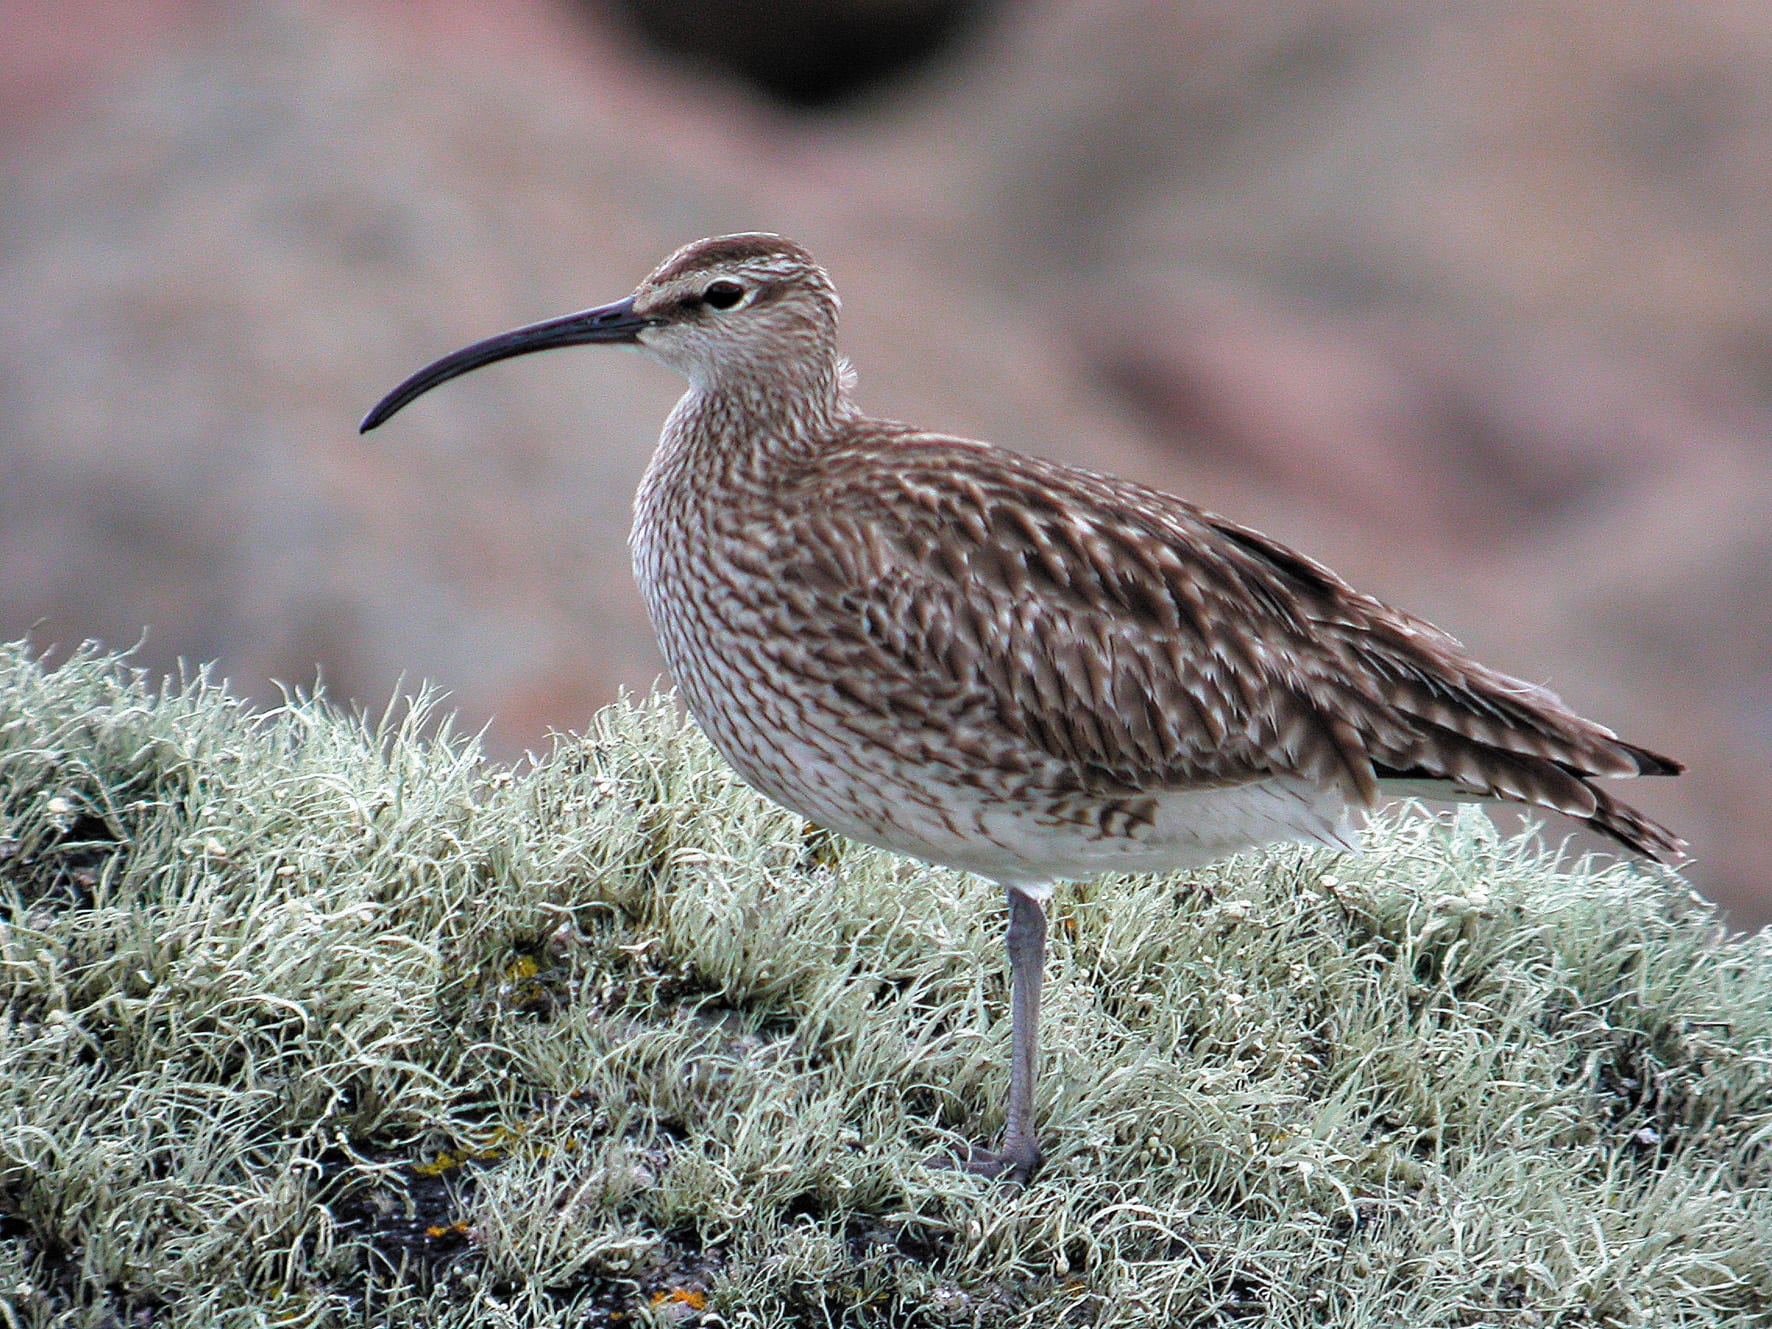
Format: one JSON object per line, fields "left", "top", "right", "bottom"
{"left": 362, "top": 233, "right": 1685, "bottom": 1184}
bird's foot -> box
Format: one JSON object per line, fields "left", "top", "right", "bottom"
{"left": 926, "top": 1135, "right": 1042, "bottom": 1186}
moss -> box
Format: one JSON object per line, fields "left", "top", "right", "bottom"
{"left": 0, "top": 641, "right": 1767, "bottom": 1326}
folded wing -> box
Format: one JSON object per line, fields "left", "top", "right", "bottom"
{"left": 770, "top": 431, "right": 1684, "bottom": 864}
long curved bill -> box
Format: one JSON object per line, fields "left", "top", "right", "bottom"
{"left": 359, "top": 296, "right": 657, "bottom": 432}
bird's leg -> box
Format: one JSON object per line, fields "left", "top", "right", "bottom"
{"left": 996, "top": 884, "right": 1048, "bottom": 1181}
{"left": 930, "top": 884, "right": 1048, "bottom": 1183}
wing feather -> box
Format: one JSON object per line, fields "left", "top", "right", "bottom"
{"left": 768, "top": 429, "right": 1683, "bottom": 860}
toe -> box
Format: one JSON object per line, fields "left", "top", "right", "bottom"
{"left": 925, "top": 1139, "right": 1042, "bottom": 1185}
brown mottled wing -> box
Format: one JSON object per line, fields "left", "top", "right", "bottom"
{"left": 777, "top": 430, "right": 1684, "bottom": 862}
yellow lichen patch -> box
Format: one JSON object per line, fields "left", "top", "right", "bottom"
{"left": 412, "top": 1153, "right": 463, "bottom": 1177}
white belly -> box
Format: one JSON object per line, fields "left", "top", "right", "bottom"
{"left": 687, "top": 691, "right": 1361, "bottom": 900}
{"left": 843, "top": 776, "right": 1363, "bottom": 901}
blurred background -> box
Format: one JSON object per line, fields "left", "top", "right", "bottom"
{"left": 3, "top": 0, "right": 1768, "bottom": 922}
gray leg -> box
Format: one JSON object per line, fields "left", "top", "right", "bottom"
{"left": 996, "top": 884, "right": 1048, "bottom": 1181}
{"left": 925, "top": 884, "right": 1049, "bottom": 1183}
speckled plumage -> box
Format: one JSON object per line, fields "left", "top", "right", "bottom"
{"left": 365, "top": 233, "right": 1685, "bottom": 1183}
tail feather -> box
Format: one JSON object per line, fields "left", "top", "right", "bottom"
{"left": 1371, "top": 720, "right": 1687, "bottom": 868}
{"left": 1614, "top": 740, "right": 1683, "bottom": 778}
{"left": 1586, "top": 783, "right": 1688, "bottom": 865}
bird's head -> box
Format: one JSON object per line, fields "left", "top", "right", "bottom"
{"left": 360, "top": 233, "right": 840, "bottom": 432}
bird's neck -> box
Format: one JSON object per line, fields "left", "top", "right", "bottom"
{"left": 652, "top": 360, "right": 851, "bottom": 492}
{"left": 632, "top": 369, "right": 847, "bottom": 611}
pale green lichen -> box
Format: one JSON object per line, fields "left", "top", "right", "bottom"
{"left": 0, "top": 641, "right": 1768, "bottom": 1326}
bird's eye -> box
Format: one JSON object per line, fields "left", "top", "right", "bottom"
{"left": 703, "top": 280, "right": 746, "bottom": 311}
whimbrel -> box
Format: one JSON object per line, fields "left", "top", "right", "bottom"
{"left": 363, "top": 233, "right": 1684, "bottom": 1183}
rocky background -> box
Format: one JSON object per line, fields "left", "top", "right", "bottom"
{"left": 3, "top": 0, "right": 1768, "bottom": 921}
